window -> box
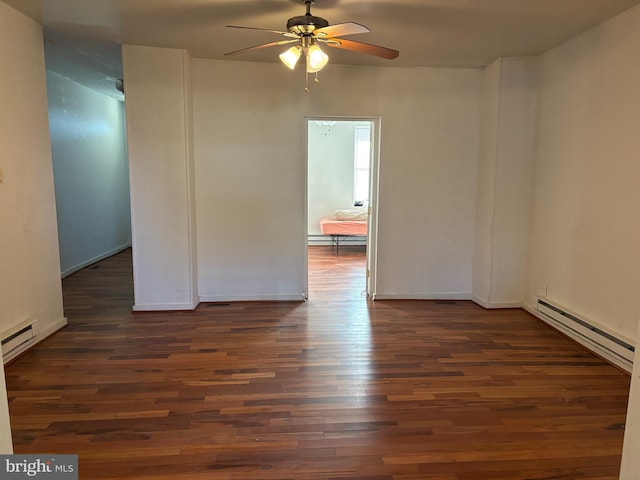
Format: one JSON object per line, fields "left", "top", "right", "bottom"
{"left": 354, "top": 125, "right": 371, "bottom": 205}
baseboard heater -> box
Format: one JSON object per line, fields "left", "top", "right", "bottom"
{"left": 307, "top": 235, "right": 367, "bottom": 246}
{"left": 1, "top": 320, "right": 37, "bottom": 364}
{"left": 535, "top": 298, "right": 634, "bottom": 372}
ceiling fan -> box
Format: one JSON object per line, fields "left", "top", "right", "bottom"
{"left": 224, "top": 0, "right": 399, "bottom": 88}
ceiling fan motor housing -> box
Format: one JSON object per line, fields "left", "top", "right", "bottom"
{"left": 286, "top": 15, "right": 329, "bottom": 35}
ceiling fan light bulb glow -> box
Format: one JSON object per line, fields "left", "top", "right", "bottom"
{"left": 279, "top": 46, "right": 301, "bottom": 69}
{"left": 307, "top": 45, "right": 329, "bottom": 71}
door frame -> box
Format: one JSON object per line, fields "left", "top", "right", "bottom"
{"left": 303, "top": 115, "right": 381, "bottom": 299}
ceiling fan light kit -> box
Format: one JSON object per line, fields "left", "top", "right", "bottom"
{"left": 306, "top": 44, "right": 329, "bottom": 72}
{"left": 279, "top": 46, "right": 302, "bottom": 69}
{"left": 225, "top": 0, "right": 399, "bottom": 91}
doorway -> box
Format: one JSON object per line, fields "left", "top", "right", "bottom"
{"left": 304, "top": 117, "right": 380, "bottom": 299}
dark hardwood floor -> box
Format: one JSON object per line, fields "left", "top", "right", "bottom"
{"left": 5, "top": 246, "right": 631, "bottom": 479}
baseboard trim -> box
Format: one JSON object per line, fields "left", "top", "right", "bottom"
{"left": 373, "top": 292, "right": 472, "bottom": 301}
{"left": 38, "top": 317, "right": 69, "bottom": 340}
{"left": 472, "top": 296, "right": 523, "bottom": 309}
{"left": 308, "top": 239, "right": 367, "bottom": 246}
{"left": 199, "top": 294, "right": 306, "bottom": 303}
{"left": 133, "top": 302, "right": 199, "bottom": 312}
{"left": 3, "top": 317, "right": 68, "bottom": 365}
{"left": 61, "top": 243, "right": 131, "bottom": 278}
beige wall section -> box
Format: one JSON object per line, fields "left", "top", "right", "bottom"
{"left": 490, "top": 57, "right": 537, "bottom": 305}
{"left": 524, "top": 4, "right": 640, "bottom": 342}
{"left": 473, "top": 57, "right": 538, "bottom": 308}
{"left": 0, "top": 3, "right": 66, "bottom": 338}
{"left": 528, "top": 7, "right": 640, "bottom": 471}
{"left": 122, "top": 45, "right": 198, "bottom": 310}
{"left": 191, "top": 60, "right": 481, "bottom": 301}
{"left": 472, "top": 58, "right": 502, "bottom": 306}
{"left": 193, "top": 59, "right": 326, "bottom": 301}
{"left": 182, "top": 48, "right": 198, "bottom": 306}
{"left": 374, "top": 67, "right": 480, "bottom": 299}
{"left": 0, "top": 0, "right": 67, "bottom": 451}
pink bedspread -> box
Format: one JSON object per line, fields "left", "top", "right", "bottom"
{"left": 320, "top": 218, "right": 368, "bottom": 236}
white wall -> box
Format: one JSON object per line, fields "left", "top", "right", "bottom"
{"left": 520, "top": 5, "right": 640, "bottom": 478}
{"left": 374, "top": 67, "right": 481, "bottom": 299}
{"left": 47, "top": 71, "right": 131, "bottom": 277}
{"left": 524, "top": 4, "right": 640, "bottom": 342}
{"left": 473, "top": 57, "right": 538, "bottom": 308}
{"left": 0, "top": 0, "right": 66, "bottom": 451}
{"left": 0, "top": 2, "right": 66, "bottom": 341}
{"left": 191, "top": 60, "right": 481, "bottom": 301}
{"left": 472, "top": 58, "right": 501, "bottom": 305}
{"left": 122, "top": 45, "right": 198, "bottom": 311}
{"left": 307, "top": 121, "right": 365, "bottom": 236}
{"left": 192, "top": 60, "right": 310, "bottom": 302}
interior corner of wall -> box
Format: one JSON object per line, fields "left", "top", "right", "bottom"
{"left": 471, "top": 295, "right": 490, "bottom": 309}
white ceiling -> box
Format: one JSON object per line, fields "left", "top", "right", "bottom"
{"left": 4, "top": 0, "right": 640, "bottom": 99}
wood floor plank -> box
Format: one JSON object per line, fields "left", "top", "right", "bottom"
{"left": 5, "top": 246, "right": 631, "bottom": 479}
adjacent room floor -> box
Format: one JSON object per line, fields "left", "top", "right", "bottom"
{"left": 308, "top": 245, "right": 367, "bottom": 300}
{"left": 4, "top": 248, "right": 631, "bottom": 479}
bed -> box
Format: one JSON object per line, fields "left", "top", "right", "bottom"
{"left": 320, "top": 208, "right": 368, "bottom": 254}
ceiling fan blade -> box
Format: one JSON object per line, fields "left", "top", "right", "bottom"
{"left": 224, "top": 39, "right": 298, "bottom": 56}
{"left": 226, "top": 25, "right": 296, "bottom": 37}
{"left": 315, "top": 22, "right": 370, "bottom": 38}
{"left": 326, "top": 38, "right": 399, "bottom": 60}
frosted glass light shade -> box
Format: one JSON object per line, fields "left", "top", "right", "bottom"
{"left": 279, "top": 46, "right": 302, "bottom": 69}
{"left": 307, "top": 45, "right": 329, "bottom": 73}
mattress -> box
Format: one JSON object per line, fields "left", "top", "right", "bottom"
{"left": 320, "top": 218, "right": 368, "bottom": 236}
